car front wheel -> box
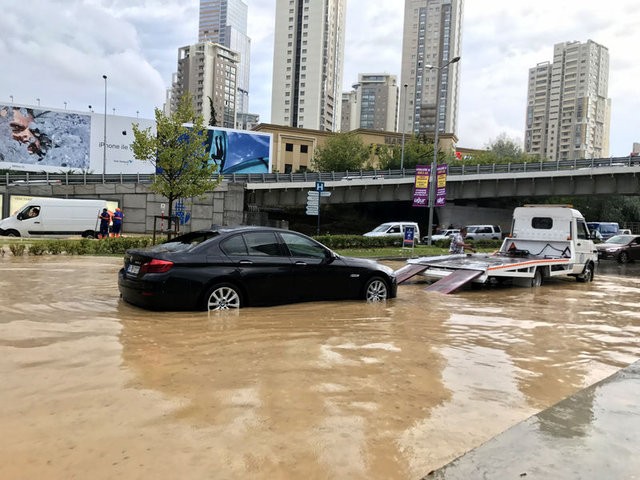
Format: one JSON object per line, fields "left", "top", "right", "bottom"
{"left": 618, "top": 251, "right": 629, "bottom": 264}
{"left": 205, "top": 283, "right": 242, "bottom": 310}
{"left": 364, "top": 277, "right": 389, "bottom": 302}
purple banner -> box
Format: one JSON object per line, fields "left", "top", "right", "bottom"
{"left": 435, "top": 164, "right": 448, "bottom": 207}
{"left": 412, "top": 165, "right": 430, "bottom": 208}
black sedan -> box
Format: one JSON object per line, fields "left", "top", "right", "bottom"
{"left": 595, "top": 234, "right": 640, "bottom": 263}
{"left": 118, "top": 226, "right": 397, "bottom": 310}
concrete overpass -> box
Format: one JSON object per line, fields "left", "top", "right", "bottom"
{"left": 2, "top": 156, "right": 638, "bottom": 234}
{"left": 244, "top": 158, "right": 640, "bottom": 207}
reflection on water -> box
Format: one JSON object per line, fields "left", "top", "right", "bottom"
{"left": 0, "top": 257, "right": 638, "bottom": 479}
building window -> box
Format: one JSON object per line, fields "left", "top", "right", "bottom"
{"left": 285, "top": 143, "right": 294, "bottom": 152}
{"left": 300, "top": 145, "right": 309, "bottom": 153}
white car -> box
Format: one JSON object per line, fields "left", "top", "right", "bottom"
{"left": 424, "top": 229, "right": 459, "bottom": 243}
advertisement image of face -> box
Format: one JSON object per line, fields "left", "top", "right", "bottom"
{"left": 10, "top": 108, "right": 43, "bottom": 157}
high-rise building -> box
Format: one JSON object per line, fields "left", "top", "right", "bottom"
{"left": 271, "top": 0, "right": 347, "bottom": 131}
{"left": 399, "top": 0, "right": 463, "bottom": 138}
{"left": 169, "top": 42, "right": 238, "bottom": 129}
{"left": 525, "top": 40, "right": 611, "bottom": 161}
{"left": 341, "top": 74, "right": 399, "bottom": 132}
{"left": 198, "top": 0, "right": 251, "bottom": 120}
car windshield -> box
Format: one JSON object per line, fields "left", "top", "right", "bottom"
{"left": 372, "top": 224, "right": 393, "bottom": 232}
{"left": 605, "top": 235, "right": 632, "bottom": 245}
{"left": 466, "top": 226, "right": 479, "bottom": 233}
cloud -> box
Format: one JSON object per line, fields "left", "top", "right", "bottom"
{"left": 1, "top": 0, "right": 637, "bottom": 155}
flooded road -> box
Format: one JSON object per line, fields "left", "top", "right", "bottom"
{"left": 1, "top": 256, "right": 639, "bottom": 479}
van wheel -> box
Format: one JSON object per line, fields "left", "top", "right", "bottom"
{"left": 82, "top": 230, "right": 97, "bottom": 239}
{"left": 5, "top": 230, "right": 20, "bottom": 237}
{"left": 577, "top": 263, "right": 594, "bottom": 283}
{"left": 531, "top": 269, "right": 543, "bottom": 287}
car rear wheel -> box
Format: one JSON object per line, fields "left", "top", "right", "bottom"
{"left": 618, "top": 251, "right": 629, "bottom": 264}
{"left": 364, "top": 277, "right": 389, "bottom": 302}
{"left": 5, "top": 230, "right": 20, "bottom": 237}
{"left": 205, "top": 283, "right": 242, "bottom": 310}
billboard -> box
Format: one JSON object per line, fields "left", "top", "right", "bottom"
{"left": 204, "top": 127, "right": 271, "bottom": 174}
{"left": 0, "top": 104, "right": 272, "bottom": 175}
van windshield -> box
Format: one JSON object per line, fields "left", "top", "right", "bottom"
{"left": 372, "top": 223, "right": 393, "bottom": 232}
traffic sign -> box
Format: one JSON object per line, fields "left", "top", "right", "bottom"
{"left": 315, "top": 181, "right": 325, "bottom": 192}
{"left": 307, "top": 190, "right": 331, "bottom": 197}
{"left": 307, "top": 197, "right": 319, "bottom": 206}
{"left": 306, "top": 207, "right": 319, "bottom": 215}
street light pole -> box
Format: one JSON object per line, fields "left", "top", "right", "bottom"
{"left": 426, "top": 56, "right": 460, "bottom": 246}
{"left": 400, "top": 83, "right": 408, "bottom": 170}
{"left": 102, "top": 75, "right": 108, "bottom": 175}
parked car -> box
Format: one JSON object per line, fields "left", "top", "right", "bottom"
{"left": 118, "top": 226, "right": 397, "bottom": 311}
{"left": 424, "top": 229, "right": 460, "bottom": 243}
{"left": 464, "top": 225, "right": 502, "bottom": 241}
{"left": 363, "top": 222, "right": 420, "bottom": 245}
{"left": 595, "top": 234, "right": 640, "bottom": 263}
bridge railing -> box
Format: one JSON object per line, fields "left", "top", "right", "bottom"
{"left": 1, "top": 156, "right": 637, "bottom": 186}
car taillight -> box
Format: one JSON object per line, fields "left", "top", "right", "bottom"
{"left": 140, "top": 259, "right": 174, "bottom": 274}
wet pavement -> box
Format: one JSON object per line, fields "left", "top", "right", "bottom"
{"left": 0, "top": 256, "right": 639, "bottom": 479}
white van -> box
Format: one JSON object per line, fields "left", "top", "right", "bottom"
{"left": 0, "top": 197, "right": 109, "bottom": 238}
{"left": 363, "top": 222, "right": 421, "bottom": 244}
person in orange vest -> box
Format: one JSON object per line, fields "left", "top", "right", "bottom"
{"left": 98, "top": 208, "right": 110, "bottom": 239}
{"left": 112, "top": 207, "right": 123, "bottom": 237}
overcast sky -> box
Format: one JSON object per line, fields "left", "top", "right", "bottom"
{"left": 1, "top": 0, "right": 638, "bottom": 155}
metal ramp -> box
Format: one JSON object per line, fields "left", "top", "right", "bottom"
{"left": 394, "top": 263, "right": 429, "bottom": 284}
{"left": 424, "top": 269, "right": 484, "bottom": 294}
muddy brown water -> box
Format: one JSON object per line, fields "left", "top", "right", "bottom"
{"left": 1, "top": 256, "right": 638, "bottom": 479}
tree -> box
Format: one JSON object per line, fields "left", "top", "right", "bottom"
{"left": 311, "top": 132, "right": 371, "bottom": 172}
{"left": 451, "top": 133, "right": 538, "bottom": 165}
{"left": 377, "top": 134, "right": 436, "bottom": 170}
{"left": 207, "top": 96, "right": 218, "bottom": 127}
{"left": 131, "top": 93, "right": 221, "bottom": 233}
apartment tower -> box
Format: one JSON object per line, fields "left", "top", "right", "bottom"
{"left": 399, "top": 0, "right": 463, "bottom": 138}
{"left": 271, "top": 0, "right": 347, "bottom": 131}
{"left": 171, "top": 43, "right": 238, "bottom": 128}
{"left": 199, "top": 0, "right": 251, "bottom": 121}
{"left": 341, "top": 74, "right": 399, "bottom": 132}
{"left": 525, "top": 40, "right": 611, "bottom": 161}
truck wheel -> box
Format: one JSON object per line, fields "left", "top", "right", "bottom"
{"left": 531, "top": 269, "right": 543, "bottom": 287}
{"left": 577, "top": 263, "right": 594, "bottom": 283}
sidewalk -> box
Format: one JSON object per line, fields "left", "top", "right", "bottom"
{"left": 424, "top": 359, "right": 640, "bottom": 479}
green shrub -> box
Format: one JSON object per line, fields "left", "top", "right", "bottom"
{"left": 46, "top": 240, "right": 65, "bottom": 255}
{"left": 28, "top": 243, "right": 47, "bottom": 255}
{"left": 9, "top": 244, "right": 26, "bottom": 256}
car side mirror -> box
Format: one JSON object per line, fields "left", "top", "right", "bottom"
{"left": 17, "top": 213, "right": 24, "bottom": 220}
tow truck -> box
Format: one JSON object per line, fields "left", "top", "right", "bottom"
{"left": 395, "top": 205, "right": 598, "bottom": 293}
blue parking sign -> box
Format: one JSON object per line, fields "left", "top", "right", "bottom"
{"left": 403, "top": 226, "right": 415, "bottom": 247}
{"left": 316, "top": 181, "right": 324, "bottom": 192}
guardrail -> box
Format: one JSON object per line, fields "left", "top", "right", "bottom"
{"left": 1, "top": 156, "right": 637, "bottom": 187}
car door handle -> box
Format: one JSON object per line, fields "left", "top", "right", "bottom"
{"left": 294, "top": 261, "right": 307, "bottom": 266}
{"left": 239, "top": 260, "right": 253, "bottom": 265}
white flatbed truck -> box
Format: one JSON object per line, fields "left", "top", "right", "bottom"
{"left": 395, "top": 205, "right": 598, "bottom": 293}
